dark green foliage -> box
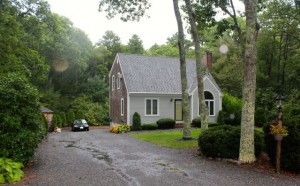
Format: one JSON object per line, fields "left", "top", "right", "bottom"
{"left": 192, "top": 117, "right": 201, "bottom": 128}
{"left": 222, "top": 93, "right": 242, "bottom": 126}
{"left": 132, "top": 112, "right": 142, "bottom": 131}
{"left": 67, "top": 111, "right": 75, "bottom": 126}
{"left": 59, "top": 112, "right": 67, "bottom": 127}
{"left": 255, "top": 88, "right": 277, "bottom": 127}
{"left": 199, "top": 125, "right": 264, "bottom": 159}
{"left": 208, "top": 122, "right": 222, "bottom": 128}
{"left": 217, "top": 110, "right": 225, "bottom": 125}
{"left": 263, "top": 121, "right": 300, "bottom": 173}
{"left": 76, "top": 110, "right": 85, "bottom": 119}
{"left": 262, "top": 89, "right": 300, "bottom": 173}
{"left": 142, "top": 123, "right": 158, "bottom": 130}
{"left": 0, "top": 74, "right": 46, "bottom": 163}
{"left": 52, "top": 114, "right": 62, "bottom": 128}
{"left": 156, "top": 118, "right": 176, "bottom": 129}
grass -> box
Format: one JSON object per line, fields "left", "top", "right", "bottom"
{"left": 131, "top": 129, "right": 201, "bottom": 149}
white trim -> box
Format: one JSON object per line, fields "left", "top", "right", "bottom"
{"left": 144, "top": 98, "right": 159, "bottom": 116}
{"left": 190, "top": 76, "right": 222, "bottom": 97}
{"left": 121, "top": 98, "right": 124, "bottom": 116}
{"left": 108, "top": 55, "right": 119, "bottom": 77}
{"left": 204, "top": 76, "right": 222, "bottom": 96}
{"left": 191, "top": 93, "right": 194, "bottom": 120}
{"left": 127, "top": 94, "right": 130, "bottom": 125}
{"left": 198, "top": 90, "right": 216, "bottom": 117}
{"left": 117, "top": 72, "right": 120, "bottom": 89}
{"left": 112, "top": 75, "right": 115, "bottom": 90}
{"left": 130, "top": 92, "right": 181, "bottom": 95}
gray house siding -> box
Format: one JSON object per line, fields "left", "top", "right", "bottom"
{"left": 128, "top": 94, "right": 182, "bottom": 125}
{"left": 191, "top": 77, "right": 222, "bottom": 122}
{"left": 108, "top": 53, "right": 222, "bottom": 125}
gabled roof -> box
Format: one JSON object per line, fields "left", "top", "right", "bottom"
{"left": 117, "top": 53, "right": 221, "bottom": 94}
{"left": 40, "top": 106, "right": 53, "bottom": 113}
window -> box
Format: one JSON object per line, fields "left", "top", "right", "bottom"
{"left": 145, "top": 98, "right": 159, "bottom": 116}
{"left": 121, "top": 98, "right": 124, "bottom": 116}
{"left": 112, "top": 75, "right": 115, "bottom": 90}
{"left": 199, "top": 91, "right": 214, "bottom": 116}
{"left": 117, "top": 73, "right": 121, "bottom": 89}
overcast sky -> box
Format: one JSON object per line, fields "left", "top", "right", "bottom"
{"left": 46, "top": 0, "right": 244, "bottom": 49}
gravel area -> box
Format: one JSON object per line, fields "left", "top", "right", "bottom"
{"left": 11, "top": 128, "right": 300, "bottom": 186}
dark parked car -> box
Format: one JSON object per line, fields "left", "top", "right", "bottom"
{"left": 72, "top": 119, "right": 89, "bottom": 131}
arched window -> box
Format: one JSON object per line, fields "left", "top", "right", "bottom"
{"left": 199, "top": 91, "right": 215, "bottom": 116}
{"left": 205, "top": 91, "right": 214, "bottom": 116}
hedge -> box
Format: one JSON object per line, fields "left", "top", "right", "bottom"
{"left": 142, "top": 123, "right": 158, "bottom": 130}
{"left": 157, "top": 118, "right": 175, "bottom": 129}
{"left": 199, "top": 125, "right": 264, "bottom": 159}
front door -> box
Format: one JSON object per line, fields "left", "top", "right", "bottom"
{"left": 174, "top": 99, "right": 183, "bottom": 121}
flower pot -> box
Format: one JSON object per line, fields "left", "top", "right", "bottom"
{"left": 274, "top": 134, "right": 283, "bottom": 141}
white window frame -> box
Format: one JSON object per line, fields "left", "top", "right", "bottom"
{"left": 112, "top": 75, "right": 115, "bottom": 90}
{"left": 199, "top": 91, "right": 215, "bottom": 116}
{"left": 145, "top": 98, "right": 159, "bottom": 116}
{"left": 121, "top": 98, "right": 124, "bottom": 116}
{"left": 117, "top": 72, "right": 121, "bottom": 89}
{"left": 205, "top": 100, "right": 215, "bottom": 116}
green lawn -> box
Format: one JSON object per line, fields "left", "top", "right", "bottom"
{"left": 131, "top": 129, "right": 201, "bottom": 149}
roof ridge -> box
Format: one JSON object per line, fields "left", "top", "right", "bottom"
{"left": 118, "top": 53, "right": 196, "bottom": 61}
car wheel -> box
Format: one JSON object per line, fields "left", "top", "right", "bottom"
{"left": 87, "top": 128, "right": 89, "bottom": 131}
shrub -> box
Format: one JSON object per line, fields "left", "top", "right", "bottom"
{"left": 0, "top": 158, "right": 24, "bottom": 183}
{"left": 208, "top": 122, "right": 221, "bottom": 128}
{"left": 157, "top": 118, "right": 175, "bottom": 129}
{"left": 0, "top": 74, "right": 46, "bottom": 163}
{"left": 217, "top": 110, "right": 225, "bottom": 125}
{"left": 118, "top": 124, "right": 130, "bottom": 133}
{"left": 109, "top": 124, "right": 130, "bottom": 134}
{"left": 67, "top": 111, "right": 75, "bottom": 126}
{"left": 110, "top": 125, "right": 119, "bottom": 133}
{"left": 142, "top": 123, "right": 158, "bottom": 130}
{"left": 59, "top": 112, "right": 67, "bottom": 127}
{"left": 52, "top": 114, "right": 62, "bottom": 129}
{"left": 222, "top": 93, "right": 242, "bottom": 126}
{"left": 263, "top": 121, "right": 300, "bottom": 173}
{"left": 199, "top": 125, "right": 264, "bottom": 159}
{"left": 192, "top": 117, "right": 201, "bottom": 128}
{"left": 132, "top": 112, "right": 142, "bottom": 131}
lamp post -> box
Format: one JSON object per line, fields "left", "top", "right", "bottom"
{"left": 275, "top": 94, "right": 285, "bottom": 174}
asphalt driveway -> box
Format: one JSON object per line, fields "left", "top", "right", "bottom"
{"left": 13, "top": 128, "right": 299, "bottom": 186}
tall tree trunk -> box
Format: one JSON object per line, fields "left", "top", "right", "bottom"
{"left": 184, "top": 0, "right": 208, "bottom": 130}
{"left": 239, "top": 0, "right": 259, "bottom": 163}
{"left": 173, "top": 0, "right": 192, "bottom": 139}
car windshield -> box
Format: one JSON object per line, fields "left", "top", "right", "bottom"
{"left": 81, "top": 119, "right": 87, "bottom": 124}
{"left": 74, "top": 120, "right": 81, "bottom": 125}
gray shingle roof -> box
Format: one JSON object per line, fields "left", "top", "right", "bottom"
{"left": 117, "top": 53, "right": 221, "bottom": 94}
{"left": 40, "top": 106, "right": 53, "bottom": 113}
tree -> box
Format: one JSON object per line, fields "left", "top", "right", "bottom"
{"left": 173, "top": 0, "right": 192, "bottom": 139}
{"left": 184, "top": 0, "right": 209, "bottom": 131}
{"left": 126, "top": 34, "right": 144, "bottom": 54}
{"left": 239, "top": 0, "right": 260, "bottom": 163}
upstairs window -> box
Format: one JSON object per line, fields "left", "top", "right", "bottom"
{"left": 112, "top": 75, "right": 115, "bottom": 90}
{"left": 121, "top": 98, "right": 124, "bottom": 116}
{"left": 199, "top": 91, "right": 215, "bottom": 116}
{"left": 117, "top": 73, "right": 121, "bottom": 89}
{"left": 145, "top": 98, "right": 159, "bottom": 116}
